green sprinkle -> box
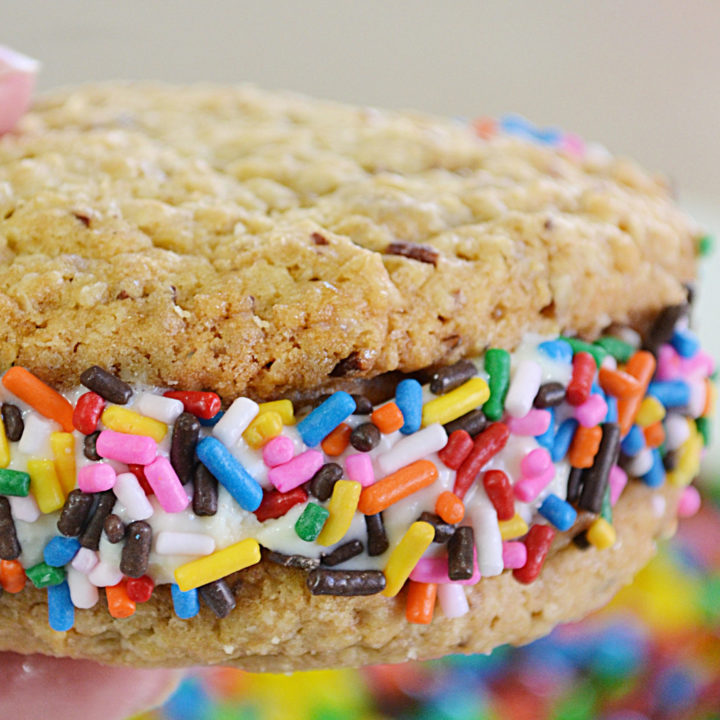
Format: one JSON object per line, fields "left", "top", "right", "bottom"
{"left": 560, "top": 337, "right": 608, "bottom": 367}
{"left": 553, "top": 681, "right": 597, "bottom": 720}
{"left": 699, "top": 574, "right": 720, "bottom": 622}
{"left": 595, "top": 336, "right": 635, "bottom": 364}
{"left": 26, "top": 562, "right": 66, "bottom": 589}
{"left": 483, "top": 348, "right": 511, "bottom": 421}
{"left": 0, "top": 468, "right": 31, "bottom": 497}
{"left": 696, "top": 416, "right": 712, "bottom": 447}
{"left": 600, "top": 484, "right": 613, "bottom": 524}
{"left": 698, "top": 234, "right": 715, "bottom": 257}
{"left": 295, "top": 503, "right": 329, "bottom": 542}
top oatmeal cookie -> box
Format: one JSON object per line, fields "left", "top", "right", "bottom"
{"left": 0, "top": 84, "right": 697, "bottom": 400}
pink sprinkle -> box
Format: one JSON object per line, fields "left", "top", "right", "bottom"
{"left": 514, "top": 464, "right": 555, "bottom": 503}
{"left": 144, "top": 456, "right": 190, "bottom": 513}
{"left": 0, "top": 46, "right": 39, "bottom": 135}
{"left": 561, "top": 132, "right": 585, "bottom": 157}
{"left": 506, "top": 408, "right": 552, "bottom": 436}
{"left": 77, "top": 463, "right": 116, "bottom": 493}
{"left": 520, "top": 448, "right": 551, "bottom": 478}
{"left": 574, "top": 393, "right": 608, "bottom": 428}
{"left": 608, "top": 465, "right": 628, "bottom": 506}
{"left": 677, "top": 486, "right": 701, "bottom": 518}
{"left": 679, "top": 350, "right": 715, "bottom": 379}
{"left": 688, "top": 380, "right": 708, "bottom": 417}
{"left": 71, "top": 547, "right": 98, "bottom": 575}
{"left": 410, "top": 553, "right": 481, "bottom": 586}
{"left": 96, "top": 430, "right": 157, "bottom": 465}
{"left": 656, "top": 345, "right": 681, "bottom": 381}
{"left": 262, "top": 435, "right": 294, "bottom": 468}
{"left": 437, "top": 583, "right": 469, "bottom": 618}
{"left": 268, "top": 449, "right": 324, "bottom": 493}
{"left": 502, "top": 541, "right": 527, "bottom": 569}
{"left": 345, "top": 453, "right": 375, "bottom": 487}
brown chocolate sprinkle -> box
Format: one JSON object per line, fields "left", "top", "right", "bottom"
{"left": 643, "top": 303, "right": 688, "bottom": 355}
{"left": 103, "top": 514, "right": 126, "bottom": 543}
{"left": 193, "top": 464, "right": 219, "bottom": 517}
{"left": 171, "top": 412, "right": 201, "bottom": 485}
{"left": 566, "top": 466, "right": 584, "bottom": 506}
{"left": 309, "top": 463, "right": 343, "bottom": 501}
{"left": 443, "top": 408, "right": 487, "bottom": 437}
{"left": 351, "top": 394, "right": 374, "bottom": 415}
{"left": 419, "top": 511, "right": 455, "bottom": 544}
{"left": 1, "top": 404, "right": 23, "bottom": 442}
{"left": 80, "top": 365, "right": 133, "bottom": 405}
{"left": 307, "top": 568, "right": 386, "bottom": 596}
{"left": 80, "top": 491, "right": 116, "bottom": 550}
{"left": 57, "top": 490, "right": 94, "bottom": 537}
{"left": 120, "top": 521, "right": 152, "bottom": 578}
{"left": 321, "top": 539, "right": 364, "bottom": 567}
{"left": 0, "top": 497, "right": 21, "bottom": 560}
{"left": 448, "top": 526, "right": 474, "bottom": 580}
{"left": 199, "top": 579, "right": 236, "bottom": 618}
{"left": 265, "top": 550, "right": 320, "bottom": 571}
{"left": 578, "top": 423, "right": 621, "bottom": 514}
{"left": 350, "top": 422, "right": 381, "bottom": 452}
{"left": 430, "top": 359, "right": 477, "bottom": 395}
{"left": 386, "top": 241, "right": 439, "bottom": 266}
{"left": 364, "top": 512, "right": 389, "bottom": 556}
{"left": 83, "top": 431, "right": 102, "bottom": 461}
{"left": 534, "top": 382, "right": 566, "bottom": 408}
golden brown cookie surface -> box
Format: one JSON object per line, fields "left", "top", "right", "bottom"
{"left": 0, "top": 84, "right": 696, "bottom": 401}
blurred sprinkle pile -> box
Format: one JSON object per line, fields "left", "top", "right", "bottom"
{"left": 139, "top": 480, "right": 720, "bottom": 720}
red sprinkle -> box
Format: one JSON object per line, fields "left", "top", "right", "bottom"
{"left": 566, "top": 352, "right": 595, "bottom": 406}
{"left": 438, "top": 429, "right": 473, "bottom": 470}
{"left": 513, "top": 524, "right": 556, "bottom": 584}
{"left": 482, "top": 469, "right": 514, "bottom": 520}
{"left": 127, "top": 464, "right": 154, "bottom": 496}
{"left": 126, "top": 575, "right": 155, "bottom": 603}
{"left": 72, "top": 391, "right": 105, "bottom": 435}
{"left": 255, "top": 486, "right": 308, "bottom": 523}
{"left": 453, "top": 422, "right": 510, "bottom": 499}
{"left": 163, "top": 391, "right": 222, "bottom": 420}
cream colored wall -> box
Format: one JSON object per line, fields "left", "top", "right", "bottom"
{"left": 3, "top": 0, "right": 719, "bottom": 467}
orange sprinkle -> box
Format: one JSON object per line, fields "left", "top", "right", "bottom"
{"left": 473, "top": 116, "right": 497, "bottom": 140}
{"left": 358, "top": 459, "right": 438, "bottom": 515}
{"left": 616, "top": 351, "right": 656, "bottom": 435}
{"left": 568, "top": 425, "right": 603, "bottom": 468}
{"left": 320, "top": 423, "right": 351, "bottom": 456}
{"left": 406, "top": 581, "right": 437, "bottom": 624}
{"left": 703, "top": 378, "right": 716, "bottom": 418}
{"left": 643, "top": 421, "right": 666, "bottom": 449}
{"left": 106, "top": 581, "right": 137, "bottom": 619}
{"left": 598, "top": 367, "right": 642, "bottom": 400}
{"left": 435, "top": 490, "right": 465, "bottom": 524}
{"left": 371, "top": 402, "right": 404, "bottom": 434}
{"left": 1, "top": 367, "right": 75, "bottom": 433}
{"left": 0, "top": 560, "right": 26, "bottom": 594}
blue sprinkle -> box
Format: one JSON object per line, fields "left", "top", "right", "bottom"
{"left": 648, "top": 380, "right": 691, "bottom": 408}
{"left": 296, "top": 391, "right": 356, "bottom": 447}
{"left": 604, "top": 395, "right": 618, "bottom": 423}
{"left": 551, "top": 418, "right": 578, "bottom": 462}
{"left": 43, "top": 536, "right": 81, "bottom": 568}
{"left": 499, "top": 113, "right": 535, "bottom": 139}
{"left": 196, "top": 436, "right": 263, "bottom": 511}
{"left": 538, "top": 339, "right": 573, "bottom": 364}
{"left": 171, "top": 584, "right": 199, "bottom": 619}
{"left": 198, "top": 410, "right": 224, "bottom": 427}
{"left": 396, "top": 379, "right": 422, "bottom": 435}
{"left": 47, "top": 581, "right": 74, "bottom": 632}
{"left": 532, "top": 126, "right": 563, "bottom": 146}
{"left": 539, "top": 493, "right": 577, "bottom": 531}
{"left": 591, "top": 379, "right": 602, "bottom": 396}
{"left": 641, "top": 448, "right": 665, "bottom": 488}
{"left": 654, "top": 667, "right": 698, "bottom": 712}
{"left": 163, "top": 677, "right": 212, "bottom": 720}
{"left": 535, "top": 406, "right": 556, "bottom": 450}
{"left": 671, "top": 328, "right": 700, "bottom": 358}
{"left": 621, "top": 425, "right": 645, "bottom": 456}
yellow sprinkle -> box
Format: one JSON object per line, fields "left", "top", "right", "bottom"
{"left": 101, "top": 405, "right": 167, "bottom": 442}
{"left": 634, "top": 396, "right": 666, "bottom": 427}
{"left": 258, "top": 399, "right": 295, "bottom": 425}
{"left": 0, "top": 421, "right": 9, "bottom": 469}
{"left": 586, "top": 517, "right": 616, "bottom": 550}
{"left": 27, "top": 458, "right": 65, "bottom": 514}
{"left": 421, "top": 377, "right": 490, "bottom": 427}
{"left": 175, "top": 538, "right": 261, "bottom": 592}
{"left": 382, "top": 521, "right": 434, "bottom": 597}
{"left": 243, "top": 411, "right": 283, "bottom": 449}
{"left": 498, "top": 513, "right": 529, "bottom": 541}
{"left": 317, "top": 480, "right": 362, "bottom": 546}
{"left": 668, "top": 421, "right": 702, "bottom": 487}
{"left": 50, "top": 432, "right": 76, "bottom": 494}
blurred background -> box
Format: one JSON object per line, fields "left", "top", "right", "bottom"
{"left": 4, "top": 1, "right": 719, "bottom": 717}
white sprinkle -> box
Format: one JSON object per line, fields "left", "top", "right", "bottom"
{"left": 376, "top": 423, "right": 448, "bottom": 476}
{"left": 113, "top": 472, "right": 154, "bottom": 521}
{"left": 687, "top": 380, "right": 707, "bottom": 418}
{"left": 17, "top": 414, "right": 58, "bottom": 456}
{"left": 67, "top": 567, "right": 99, "bottom": 609}
{"left": 470, "top": 502, "right": 504, "bottom": 577}
{"left": 615, "top": 327, "right": 641, "bottom": 349}
{"left": 136, "top": 392, "right": 184, "bottom": 424}
{"left": 155, "top": 531, "right": 216, "bottom": 556}
{"left": 437, "top": 582, "right": 469, "bottom": 618}
{"left": 626, "top": 448, "right": 653, "bottom": 477}
{"left": 600, "top": 354, "right": 618, "bottom": 371}
{"left": 213, "top": 397, "right": 259, "bottom": 448}
{"left": 88, "top": 560, "right": 123, "bottom": 587}
{"left": 71, "top": 547, "right": 99, "bottom": 575}
{"left": 652, "top": 494, "right": 667, "bottom": 518}
{"left": 9, "top": 494, "right": 40, "bottom": 523}
{"left": 505, "top": 360, "right": 542, "bottom": 418}
{"left": 665, "top": 414, "right": 691, "bottom": 451}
